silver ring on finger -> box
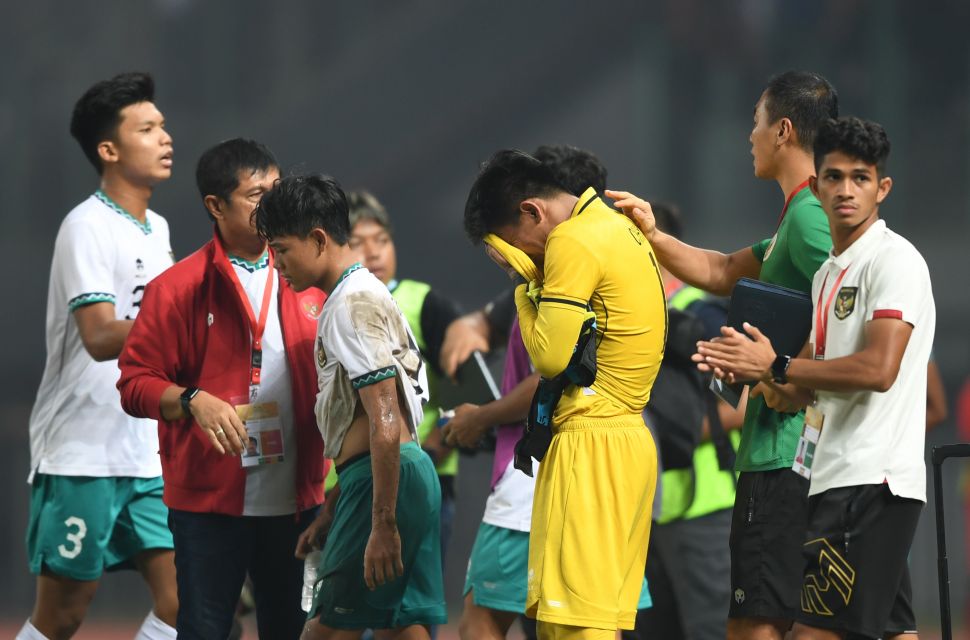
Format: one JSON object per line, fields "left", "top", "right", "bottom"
{"left": 214, "top": 428, "right": 225, "bottom": 437}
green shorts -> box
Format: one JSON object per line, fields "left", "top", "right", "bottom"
{"left": 26, "top": 474, "right": 173, "bottom": 581}
{"left": 309, "top": 442, "right": 447, "bottom": 629}
{"left": 464, "top": 522, "right": 653, "bottom": 613}
{"left": 464, "top": 522, "right": 530, "bottom": 612}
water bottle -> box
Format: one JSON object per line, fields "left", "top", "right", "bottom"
{"left": 301, "top": 550, "right": 322, "bottom": 612}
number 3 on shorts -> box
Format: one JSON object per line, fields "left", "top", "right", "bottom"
{"left": 57, "top": 516, "right": 88, "bottom": 559}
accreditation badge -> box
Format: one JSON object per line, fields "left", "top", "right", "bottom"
{"left": 791, "top": 404, "right": 824, "bottom": 479}
{"left": 236, "top": 402, "right": 285, "bottom": 468}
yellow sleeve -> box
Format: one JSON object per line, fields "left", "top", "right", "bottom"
{"left": 515, "top": 230, "right": 601, "bottom": 378}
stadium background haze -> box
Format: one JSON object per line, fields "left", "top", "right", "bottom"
{"left": 1, "top": 0, "right": 968, "bottom": 635}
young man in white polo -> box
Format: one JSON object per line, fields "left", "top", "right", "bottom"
{"left": 696, "top": 116, "right": 932, "bottom": 640}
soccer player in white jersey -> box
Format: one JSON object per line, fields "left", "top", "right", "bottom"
{"left": 696, "top": 117, "right": 933, "bottom": 640}
{"left": 19, "top": 72, "right": 178, "bottom": 640}
{"left": 255, "top": 175, "right": 446, "bottom": 640}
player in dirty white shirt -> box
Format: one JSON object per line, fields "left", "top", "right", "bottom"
{"left": 255, "top": 174, "right": 446, "bottom": 639}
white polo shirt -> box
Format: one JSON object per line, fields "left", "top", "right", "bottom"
{"left": 809, "top": 219, "right": 935, "bottom": 502}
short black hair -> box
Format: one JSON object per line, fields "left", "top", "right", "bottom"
{"left": 532, "top": 144, "right": 608, "bottom": 195}
{"left": 196, "top": 139, "right": 278, "bottom": 221}
{"left": 255, "top": 174, "right": 350, "bottom": 245}
{"left": 813, "top": 117, "right": 891, "bottom": 176}
{"left": 70, "top": 72, "right": 156, "bottom": 174}
{"left": 463, "top": 149, "right": 566, "bottom": 244}
{"left": 651, "top": 202, "right": 684, "bottom": 240}
{"left": 763, "top": 71, "right": 839, "bottom": 152}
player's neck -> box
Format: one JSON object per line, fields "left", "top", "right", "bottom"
{"left": 831, "top": 211, "right": 879, "bottom": 256}
{"left": 774, "top": 151, "right": 816, "bottom": 202}
{"left": 99, "top": 173, "right": 152, "bottom": 222}
{"left": 320, "top": 249, "right": 361, "bottom": 293}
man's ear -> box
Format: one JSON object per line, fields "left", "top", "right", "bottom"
{"left": 310, "top": 227, "right": 329, "bottom": 255}
{"left": 876, "top": 176, "right": 893, "bottom": 204}
{"left": 203, "top": 195, "right": 224, "bottom": 220}
{"left": 97, "top": 140, "right": 119, "bottom": 168}
{"left": 519, "top": 198, "right": 543, "bottom": 225}
{"left": 776, "top": 117, "right": 795, "bottom": 147}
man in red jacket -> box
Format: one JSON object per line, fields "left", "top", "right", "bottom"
{"left": 118, "top": 139, "right": 327, "bottom": 639}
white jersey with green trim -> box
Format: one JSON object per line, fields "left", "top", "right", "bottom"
{"left": 28, "top": 192, "right": 173, "bottom": 481}
{"left": 313, "top": 264, "right": 427, "bottom": 459}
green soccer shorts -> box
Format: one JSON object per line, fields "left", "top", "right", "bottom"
{"left": 27, "top": 474, "right": 173, "bottom": 581}
{"left": 309, "top": 442, "right": 448, "bottom": 629}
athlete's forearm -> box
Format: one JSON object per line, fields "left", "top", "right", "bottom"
{"left": 651, "top": 232, "right": 758, "bottom": 297}
{"left": 478, "top": 372, "right": 540, "bottom": 427}
{"left": 514, "top": 287, "right": 584, "bottom": 378}
{"left": 783, "top": 319, "right": 912, "bottom": 394}
{"left": 362, "top": 382, "right": 402, "bottom": 529}
{"left": 369, "top": 431, "right": 400, "bottom": 529}
{"left": 786, "top": 351, "right": 902, "bottom": 394}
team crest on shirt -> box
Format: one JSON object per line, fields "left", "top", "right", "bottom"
{"left": 316, "top": 336, "right": 327, "bottom": 368}
{"left": 834, "top": 287, "right": 858, "bottom": 320}
{"left": 302, "top": 296, "right": 322, "bottom": 321}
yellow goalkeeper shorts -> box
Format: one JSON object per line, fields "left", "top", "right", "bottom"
{"left": 526, "top": 414, "right": 657, "bottom": 630}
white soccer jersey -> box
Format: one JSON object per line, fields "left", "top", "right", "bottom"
{"left": 314, "top": 264, "right": 428, "bottom": 459}
{"left": 809, "top": 219, "right": 935, "bottom": 502}
{"left": 28, "top": 191, "right": 173, "bottom": 480}
{"left": 228, "top": 254, "right": 299, "bottom": 517}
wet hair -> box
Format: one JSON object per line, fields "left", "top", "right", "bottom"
{"left": 255, "top": 174, "right": 350, "bottom": 245}
{"left": 463, "top": 149, "right": 565, "bottom": 244}
{"left": 763, "top": 71, "right": 839, "bottom": 152}
{"left": 195, "top": 138, "right": 278, "bottom": 221}
{"left": 70, "top": 72, "right": 156, "bottom": 174}
{"left": 532, "top": 144, "right": 608, "bottom": 195}
{"left": 813, "top": 117, "right": 891, "bottom": 176}
{"left": 347, "top": 190, "right": 393, "bottom": 235}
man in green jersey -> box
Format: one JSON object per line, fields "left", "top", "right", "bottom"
{"left": 609, "top": 70, "right": 837, "bottom": 640}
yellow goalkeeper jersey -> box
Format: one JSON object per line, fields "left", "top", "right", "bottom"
{"left": 515, "top": 187, "right": 668, "bottom": 424}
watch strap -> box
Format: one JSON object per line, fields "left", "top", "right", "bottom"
{"left": 771, "top": 355, "right": 792, "bottom": 384}
{"left": 180, "top": 387, "right": 201, "bottom": 416}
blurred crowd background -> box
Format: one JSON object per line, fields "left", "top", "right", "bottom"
{"left": 2, "top": 0, "right": 968, "bottom": 634}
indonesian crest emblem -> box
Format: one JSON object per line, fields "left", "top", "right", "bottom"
{"left": 316, "top": 336, "right": 327, "bottom": 368}
{"left": 834, "top": 287, "right": 858, "bottom": 320}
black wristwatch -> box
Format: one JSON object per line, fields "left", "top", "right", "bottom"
{"left": 180, "top": 387, "right": 201, "bottom": 417}
{"left": 770, "top": 355, "right": 792, "bottom": 384}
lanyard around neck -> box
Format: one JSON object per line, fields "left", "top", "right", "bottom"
{"left": 226, "top": 251, "right": 275, "bottom": 386}
{"left": 814, "top": 264, "right": 851, "bottom": 359}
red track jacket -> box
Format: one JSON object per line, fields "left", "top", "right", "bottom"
{"left": 118, "top": 232, "right": 327, "bottom": 515}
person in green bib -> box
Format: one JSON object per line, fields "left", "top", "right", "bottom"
{"left": 608, "top": 70, "right": 837, "bottom": 640}
{"left": 344, "top": 190, "right": 471, "bottom": 565}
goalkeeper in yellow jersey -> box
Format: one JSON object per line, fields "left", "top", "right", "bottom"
{"left": 463, "top": 150, "right": 667, "bottom": 639}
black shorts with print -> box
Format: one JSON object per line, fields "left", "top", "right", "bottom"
{"left": 796, "top": 483, "right": 921, "bottom": 639}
